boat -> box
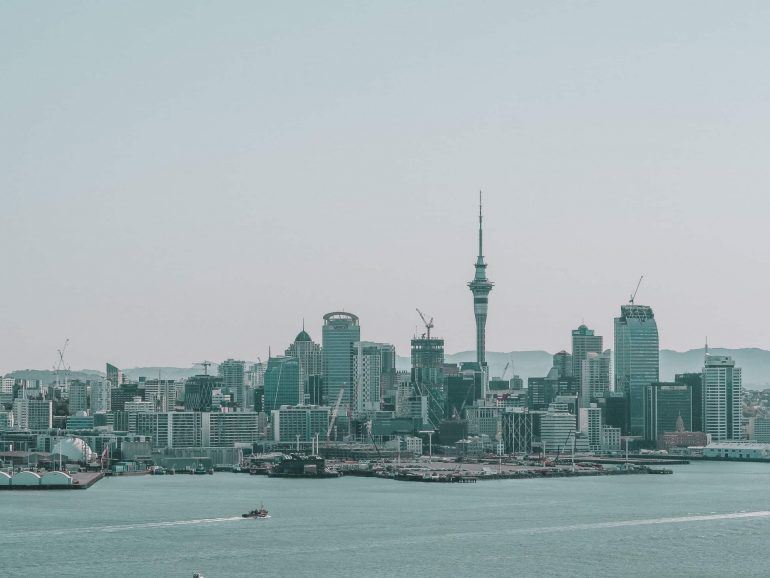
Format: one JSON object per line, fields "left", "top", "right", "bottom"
{"left": 242, "top": 504, "right": 269, "bottom": 519}
{"left": 194, "top": 464, "right": 207, "bottom": 475}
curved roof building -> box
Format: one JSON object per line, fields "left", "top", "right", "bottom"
{"left": 52, "top": 437, "right": 95, "bottom": 462}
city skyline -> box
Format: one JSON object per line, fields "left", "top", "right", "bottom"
{"left": 3, "top": 2, "right": 770, "bottom": 372}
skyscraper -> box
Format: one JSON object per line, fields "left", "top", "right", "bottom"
{"left": 351, "top": 341, "right": 392, "bottom": 415}
{"left": 703, "top": 354, "right": 743, "bottom": 441}
{"left": 219, "top": 359, "right": 247, "bottom": 410}
{"left": 285, "top": 327, "right": 323, "bottom": 404}
{"left": 571, "top": 325, "right": 603, "bottom": 381}
{"left": 322, "top": 312, "right": 360, "bottom": 407}
{"left": 644, "top": 383, "right": 693, "bottom": 441}
{"left": 580, "top": 350, "right": 611, "bottom": 406}
{"left": 614, "top": 304, "right": 659, "bottom": 437}
{"left": 263, "top": 356, "right": 302, "bottom": 412}
{"left": 467, "top": 193, "right": 493, "bottom": 365}
{"left": 68, "top": 380, "right": 88, "bottom": 415}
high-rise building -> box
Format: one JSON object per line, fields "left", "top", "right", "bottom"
{"left": 206, "top": 413, "right": 261, "bottom": 447}
{"left": 68, "top": 381, "right": 88, "bottom": 415}
{"left": 675, "top": 372, "right": 704, "bottom": 432}
{"left": 263, "top": 356, "right": 302, "bottom": 413}
{"left": 286, "top": 327, "right": 323, "bottom": 404}
{"left": 322, "top": 312, "right": 360, "bottom": 407}
{"left": 703, "top": 354, "right": 743, "bottom": 441}
{"left": 580, "top": 350, "right": 611, "bottom": 406}
{"left": 644, "top": 383, "right": 693, "bottom": 441}
{"left": 614, "top": 304, "right": 659, "bottom": 437}
{"left": 411, "top": 336, "right": 446, "bottom": 428}
{"left": 106, "top": 363, "right": 123, "bottom": 387}
{"left": 271, "top": 405, "right": 330, "bottom": 442}
{"left": 571, "top": 325, "right": 603, "bottom": 384}
{"left": 552, "top": 350, "right": 573, "bottom": 379}
{"left": 350, "top": 342, "right": 394, "bottom": 415}
{"left": 541, "top": 404, "right": 576, "bottom": 453}
{"left": 90, "top": 380, "right": 112, "bottom": 413}
{"left": 12, "top": 398, "right": 52, "bottom": 430}
{"left": 579, "top": 404, "right": 603, "bottom": 452}
{"left": 219, "top": 359, "right": 247, "bottom": 410}
{"left": 467, "top": 194, "right": 493, "bottom": 365}
{"left": 184, "top": 375, "right": 220, "bottom": 412}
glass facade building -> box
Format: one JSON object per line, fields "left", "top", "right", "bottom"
{"left": 644, "top": 383, "right": 693, "bottom": 441}
{"left": 321, "top": 312, "right": 360, "bottom": 408}
{"left": 614, "top": 304, "right": 659, "bottom": 437}
{"left": 263, "top": 356, "right": 302, "bottom": 413}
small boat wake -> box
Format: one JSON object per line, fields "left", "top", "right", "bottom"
{"left": 0, "top": 516, "right": 246, "bottom": 539}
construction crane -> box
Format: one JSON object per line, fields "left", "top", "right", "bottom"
{"left": 501, "top": 361, "right": 510, "bottom": 380}
{"left": 195, "top": 361, "right": 212, "bottom": 375}
{"left": 54, "top": 339, "right": 70, "bottom": 391}
{"left": 629, "top": 275, "right": 644, "bottom": 305}
{"left": 415, "top": 308, "right": 434, "bottom": 339}
{"left": 326, "top": 388, "right": 345, "bottom": 440}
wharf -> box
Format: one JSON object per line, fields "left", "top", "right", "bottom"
{"left": 0, "top": 471, "right": 105, "bottom": 490}
{"left": 577, "top": 457, "right": 690, "bottom": 466}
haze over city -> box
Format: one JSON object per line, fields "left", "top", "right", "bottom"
{"left": 3, "top": 2, "right": 770, "bottom": 373}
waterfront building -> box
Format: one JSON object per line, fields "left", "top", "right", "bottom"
{"left": 601, "top": 426, "right": 621, "bottom": 452}
{"left": 614, "top": 304, "right": 659, "bottom": 437}
{"left": 579, "top": 404, "right": 603, "bottom": 452}
{"left": 285, "top": 328, "right": 323, "bottom": 404}
{"left": 184, "top": 375, "right": 220, "bottom": 412}
{"left": 263, "top": 356, "right": 302, "bottom": 412}
{"left": 580, "top": 350, "right": 611, "bottom": 406}
{"left": 571, "top": 325, "right": 603, "bottom": 386}
{"left": 644, "top": 383, "right": 693, "bottom": 441}
{"left": 271, "top": 405, "right": 330, "bottom": 443}
{"left": 553, "top": 350, "right": 573, "bottom": 379}
{"left": 206, "top": 412, "right": 261, "bottom": 447}
{"left": 656, "top": 417, "right": 708, "bottom": 450}
{"left": 703, "top": 442, "right": 770, "bottom": 460}
{"left": 322, "top": 312, "right": 360, "bottom": 407}
{"left": 106, "top": 363, "right": 123, "bottom": 387}
{"left": 540, "top": 404, "right": 576, "bottom": 453}
{"left": 465, "top": 405, "right": 502, "bottom": 439}
{"left": 404, "top": 436, "right": 423, "bottom": 455}
{"left": 467, "top": 194, "right": 493, "bottom": 365}
{"left": 675, "top": 372, "right": 704, "bottom": 432}
{"left": 90, "top": 380, "right": 112, "bottom": 413}
{"left": 753, "top": 417, "right": 770, "bottom": 443}
{"left": 12, "top": 398, "right": 52, "bottom": 430}
{"left": 219, "top": 359, "right": 247, "bottom": 410}
{"left": 68, "top": 381, "right": 88, "bottom": 415}
{"left": 501, "top": 408, "right": 535, "bottom": 454}
{"left": 703, "top": 354, "right": 742, "bottom": 441}
{"left": 154, "top": 412, "right": 205, "bottom": 448}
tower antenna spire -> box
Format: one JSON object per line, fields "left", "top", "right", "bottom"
{"left": 478, "top": 190, "right": 483, "bottom": 258}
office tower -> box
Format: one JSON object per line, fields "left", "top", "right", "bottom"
{"left": 675, "top": 373, "right": 704, "bottom": 432}
{"left": 285, "top": 327, "right": 323, "bottom": 404}
{"left": 141, "top": 379, "right": 177, "bottom": 412}
{"left": 703, "top": 354, "right": 743, "bottom": 441}
{"left": 184, "top": 375, "right": 220, "bottom": 412}
{"left": 527, "top": 377, "right": 555, "bottom": 411}
{"left": 219, "top": 359, "right": 247, "bottom": 410}
{"left": 579, "top": 404, "right": 603, "bottom": 452}
{"left": 444, "top": 363, "right": 484, "bottom": 418}
{"left": 12, "top": 398, "right": 52, "bottom": 430}
{"left": 553, "top": 350, "right": 573, "bottom": 379}
{"left": 644, "top": 383, "right": 693, "bottom": 441}
{"left": 68, "top": 380, "right": 88, "bottom": 415}
{"left": 580, "top": 350, "right": 611, "bottom": 406}
{"left": 106, "top": 363, "right": 123, "bottom": 387}
{"left": 351, "top": 342, "right": 384, "bottom": 414}
{"left": 468, "top": 194, "right": 493, "bottom": 365}
{"left": 322, "top": 312, "right": 360, "bottom": 406}
{"left": 614, "top": 304, "right": 659, "bottom": 437}
{"left": 411, "top": 336, "right": 445, "bottom": 427}
{"left": 271, "top": 405, "right": 330, "bottom": 442}
{"left": 263, "top": 356, "right": 302, "bottom": 413}
{"left": 571, "top": 325, "right": 603, "bottom": 383}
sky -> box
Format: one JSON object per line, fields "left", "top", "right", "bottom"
{"left": 2, "top": 1, "right": 770, "bottom": 373}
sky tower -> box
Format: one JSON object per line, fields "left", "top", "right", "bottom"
{"left": 468, "top": 192, "right": 493, "bottom": 365}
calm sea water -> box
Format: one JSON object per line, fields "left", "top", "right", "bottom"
{"left": 2, "top": 462, "right": 770, "bottom": 577}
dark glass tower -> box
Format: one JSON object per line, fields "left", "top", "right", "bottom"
{"left": 467, "top": 193, "right": 493, "bottom": 365}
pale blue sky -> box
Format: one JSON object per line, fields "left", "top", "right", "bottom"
{"left": 2, "top": 2, "right": 769, "bottom": 372}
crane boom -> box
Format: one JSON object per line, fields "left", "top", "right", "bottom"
{"left": 415, "top": 308, "right": 434, "bottom": 339}
{"left": 326, "top": 388, "right": 345, "bottom": 440}
{"left": 629, "top": 275, "right": 644, "bottom": 305}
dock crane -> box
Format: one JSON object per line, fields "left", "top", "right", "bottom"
{"left": 326, "top": 388, "right": 345, "bottom": 441}
{"left": 629, "top": 275, "right": 644, "bottom": 305}
{"left": 415, "top": 308, "right": 434, "bottom": 339}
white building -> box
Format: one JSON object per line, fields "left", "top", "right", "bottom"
{"left": 579, "top": 404, "right": 603, "bottom": 452}
{"left": 703, "top": 442, "right": 770, "bottom": 460}
{"left": 68, "top": 381, "right": 88, "bottom": 415}
{"left": 580, "top": 350, "right": 611, "bottom": 407}
{"left": 753, "top": 417, "right": 770, "bottom": 443}
{"left": 404, "top": 436, "right": 423, "bottom": 455}
{"left": 352, "top": 342, "right": 390, "bottom": 415}
{"left": 601, "top": 426, "right": 621, "bottom": 452}
{"left": 205, "top": 412, "right": 261, "bottom": 447}
{"left": 703, "top": 355, "right": 742, "bottom": 441}
{"left": 541, "top": 404, "right": 576, "bottom": 453}
{"left": 90, "top": 380, "right": 112, "bottom": 413}
{"left": 466, "top": 405, "right": 502, "bottom": 439}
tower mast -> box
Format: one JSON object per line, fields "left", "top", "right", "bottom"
{"left": 468, "top": 191, "right": 494, "bottom": 365}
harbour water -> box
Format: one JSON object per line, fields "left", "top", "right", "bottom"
{"left": 2, "top": 461, "right": 769, "bottom": 577}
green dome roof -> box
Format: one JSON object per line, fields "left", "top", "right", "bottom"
{"left": 294, "top": 330, "right": 312, "bottom": 342}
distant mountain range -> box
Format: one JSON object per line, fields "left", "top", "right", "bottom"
{"left": 8, "top": 348, "right": 770, "bottom": 389}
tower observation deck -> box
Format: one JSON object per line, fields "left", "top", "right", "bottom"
{"left": 467, "top": 192, "right": 493, "bottom": 365}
